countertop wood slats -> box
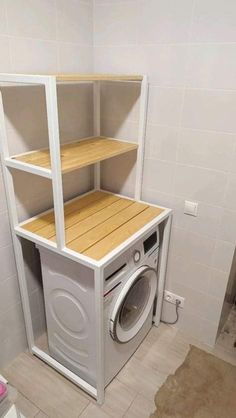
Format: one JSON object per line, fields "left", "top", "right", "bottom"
{"left": 12, "top": 137, "right": 138, "bottom": 174}
{"left": 21, "top": 191, "right": 164, "bottom": 261}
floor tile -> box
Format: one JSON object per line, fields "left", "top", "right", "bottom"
{"left": 79, "top": 403, "right": 111, "bottom": 418}
{"left": 116, "top": 356, "right": 167, "bottom": 401}
{"left": 3, "top": 353, "right": 89, "bottom": 418}
{"left": 15, "top": 393, "right": 39, "bottom": 417}
{"left": 35, "top": 411, "right": 49, "bottom": 418}
{"left": 123, "top": 394, "right": 155, "bottom": 418}
{"left": 135, "top": 326, "right": 189, "bottom": 375}
{"left": 101, "top": 379, "right": 136, "bottom": 417}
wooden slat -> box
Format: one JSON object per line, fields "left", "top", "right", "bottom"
{"left": 13, "top": 137, "right": 138, "bottom": 173}
{"left": 21, "top": 191, "right": 165, "bottom": 261}
{"left": 55, "top": 74, "right": 143, "bottom": 82}
{"left": 83, "top": 206, "right": 163, "bottom": 260}
{"left": 22, "top": 191, "right": 107, "bottom": 233}
{"left": 68, "top": 202, "right": 149, "bottom": 253}
{"left": 37, "top": 193, "right": 121, "bottom": 240}
{"left": 64, "top": 198, "right": 133, "bottom": 244}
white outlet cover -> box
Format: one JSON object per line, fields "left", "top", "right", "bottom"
{"left": 184, "top": 200, "right": 198, "bottom": 217}
{"left": 164, "top": 290, "right": 185, "bottom": 308}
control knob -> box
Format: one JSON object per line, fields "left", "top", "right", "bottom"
{"left": 133, "top": 250, "right": 141, "bottom": 263}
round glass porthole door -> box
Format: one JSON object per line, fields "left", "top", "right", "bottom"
{"left": 110, "top": 266, "right": 157, "bottom": 343}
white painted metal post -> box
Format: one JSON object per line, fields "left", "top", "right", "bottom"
{"left": 135, "top": 75, "right": 149, "bottom": 200}
{"left": 32, "top": 346, "right": 97, "bottom": 399}
{"left": 44, "top": 77, "right": 65, "bottom": 250}
{"left": 93, "top": 81, "right": 101, "bottom": 190}
{"left": 154, "top": 214, "right": 172, "bottom": 326}
{"left": 0, "top": 91, "right": 35, "bottom": 350}
{"left": 94, "top": 267, "right": 105, "bottom": 404}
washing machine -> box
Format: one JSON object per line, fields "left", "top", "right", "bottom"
{"left": 37, "top": 227, "right": 162, "bottom": 388}
{"left": 103, "top": 228, "right": 160, "bottom": 384}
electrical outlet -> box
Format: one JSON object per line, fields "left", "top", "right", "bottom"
{"left": 164, "top": 290, "right": 185, "bottom": 308}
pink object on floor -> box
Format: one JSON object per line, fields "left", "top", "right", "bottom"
{"left": 0, "top": 381, "right": 7, "bottom": 402}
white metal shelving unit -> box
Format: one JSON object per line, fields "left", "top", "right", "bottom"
{"left": 0, "top": 73, "right": 172, "bottom": 403}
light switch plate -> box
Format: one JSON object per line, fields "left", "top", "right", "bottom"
{"left": 184, "top": 200, "right": 198, "bottom": 217}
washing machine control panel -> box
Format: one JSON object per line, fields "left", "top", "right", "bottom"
{"left": 104, "top": 228, "right": 160, "bottom": 283}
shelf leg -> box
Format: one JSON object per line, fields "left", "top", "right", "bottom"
{"left": 135, "top": 75, "right": 149, "bottom": 201}
{"left": 93, "top": 81, "right": 101, "bottom": 190}
{"left": 44, "top": 77, "right": 65, "bottom": 250}
{"left": 94, "top": 267, "right": 105, "bottom": 404}
{"left": 154, "top": 214, "right": 172, "bottom": 326}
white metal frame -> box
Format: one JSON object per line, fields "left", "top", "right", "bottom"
{"left": 0, "top": 73, "right": 172, "bottom": 404}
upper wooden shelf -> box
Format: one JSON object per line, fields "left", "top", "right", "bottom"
{"left": 55, "top": 73, "right": 143, "bottom": 82}
{"left": 12, "top": 136, "right": 138, "bottom": 174}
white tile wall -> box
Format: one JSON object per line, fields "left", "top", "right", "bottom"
{"left": 139, "top": 44, "right": 188, "bottom": 87}
{"left": 11, "top": 38, "right": 58, "bottom": 74}
{"left": 6, "top": 0, "right": 57, "bottom": 40}
{"left": 137, "top": 0, "right": 194, "bottom": 44}
{"left": 148, "top": 87, "right": 184, "bottom": 127}
{"left": 186, "top": 44, "right": 236, "bottom": 90}
{"left": 0, "top": 0, "right": 93, "bottom": 367}
{"left": 177, "top": 129, "right": 236, "bottom": 172}
{"left": 94, "top": 1, "right": 138, "bottom": 46}
{"left": 94, "top": 0, "right": 236, "bottom": 346}
{"left": 57, "top": 0, "right": 93, "bottom": 44}
{"left": 173, "top": 164, "right": 227, "bottom": 206}
{"left": 191, "top": 0, "right": 236, "bottom": 43}
{"left": 182, "top": 89, "right": 236, "bottom": 133}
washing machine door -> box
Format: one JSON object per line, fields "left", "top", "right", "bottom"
{"left": 109, "top": 265, "right": 157, "bottom": 343}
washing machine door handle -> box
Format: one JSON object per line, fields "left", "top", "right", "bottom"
{"left": 109, "top": 265, "right": 158, "bottom": 344}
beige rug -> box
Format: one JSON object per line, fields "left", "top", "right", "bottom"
{"left": 151, "top": 346, "right": 236, "bottom": 418}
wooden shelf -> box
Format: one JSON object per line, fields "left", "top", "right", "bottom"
{"left": 21, "top": 191, "right": 164, "bottom": 261}
{"left": 55, "top": 73, "right": 143, "bottom": 82}
{"left": 12, "top": 136, "right": 138, "bottom": 174}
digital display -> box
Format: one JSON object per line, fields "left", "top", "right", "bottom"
{"left": 143, "top": 231, "right": 157, "bottom": 254}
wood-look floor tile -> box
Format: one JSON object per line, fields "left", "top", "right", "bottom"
{"left": 3, "top": 353, "right": 89, "bottom": 418}
{"left": 135, "top": 327, "right": 189, "bottom": 376}
{"left": 101, "top": 379, "right": 136, "bottom": 417}
{"left": 15, "top": 393, "right": 39, "bottom": 417}
{"left": 116, "top": 356, "right": 167, "bottom": 401}
{"left": 35, "top": 411, "right": 49, "bottom": 418}
{"left": 79, "top": 403, "right": 111, "bottom": 418}
{"left": 123, "top": 394, "right": 155, "bottom": 418}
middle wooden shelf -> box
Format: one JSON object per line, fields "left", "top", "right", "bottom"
{"left": 11, "top": 136, "right": 138, "bottom": 174}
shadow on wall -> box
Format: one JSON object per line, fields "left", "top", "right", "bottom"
{"left": 100, "top": 81, "right": 141, "bottom": 197}
{"left": 1, "top": 83, "right": 95, "bottom": 222}
{"left": 1, "top": 83, "right": 94, "bottom": 155}
{"left": 21, "top": 238, "right": 47, "bottom": 341}
{"left": 1, "top": 85, "right": 49, "bottom": 155}
{"left": 218, "top": 247, "right": 236, "bottom": 336}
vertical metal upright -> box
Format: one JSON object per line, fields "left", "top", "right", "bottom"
{"left": 93, "top": 81, "right": 101, "bottom": 190}
{"left": 135, "top": 75, "right": 149, "bottom": 200}
{"left": 44, "top": 77, "right": 65, "bottom": 250}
